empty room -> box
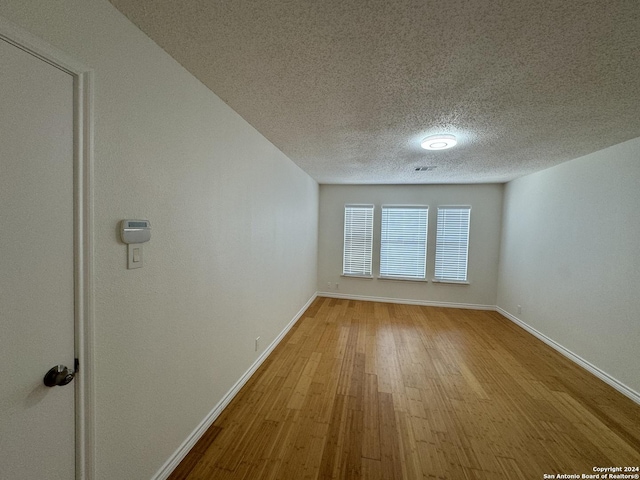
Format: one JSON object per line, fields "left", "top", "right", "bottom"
{"left": 1, "top": 0, "right": 639, "bottom": 479}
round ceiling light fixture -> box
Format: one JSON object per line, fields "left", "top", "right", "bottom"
{"left": 421, "top": 134, "right": 457, "bottom": 150}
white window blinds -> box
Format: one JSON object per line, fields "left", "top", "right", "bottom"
{"left": 380, "top": 206, "right": 428, "bottom": 280}
{"left": 343, "top": 205, "right": 374, "bottom": 277}
{"left": 435, "top": 206, "right": 471, "bottom": 282}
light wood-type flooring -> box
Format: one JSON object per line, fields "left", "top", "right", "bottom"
{"left": 169, "top": 297, "right": 640, "bottom": 479}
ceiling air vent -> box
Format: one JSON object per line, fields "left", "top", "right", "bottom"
{"left": 414, "top": 166, "right": 437, "bottom": 172}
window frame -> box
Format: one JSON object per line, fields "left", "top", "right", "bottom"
{"left": 433, "top": 205, "right": 471, "bottom": 284}
{"left": 342, "top": 204, "right": 375, "bottom": 278}
{"left": 379, "top": 204, "right": 429, "bottom": 282}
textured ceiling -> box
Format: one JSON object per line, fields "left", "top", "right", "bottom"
{"left": 109, "top": 0, "right": 640, "bottom": 184}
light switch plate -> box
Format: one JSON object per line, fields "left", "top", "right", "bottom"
{"left": 127, "top": 243, "right": 143, "bottom": 269}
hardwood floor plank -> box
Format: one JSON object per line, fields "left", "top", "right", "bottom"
{"left": 360, "top": 457, "right": 382, "bottom": 480}
{"left": 378, "top": 392, "right": 404, "bottom": 480}
{"left": 395, "top": 411, "right": 422, "bottom": 479}
{"left": 287, "top": 352, "right": 322, "bottom": 410}
{"left": 170, "top": 298, "right": 640, "bottom": 479}
{"left": 318, "top": 393, "right": 348, "bottom": 479}
{"left": 362, "top": 373, "right": 381, "bottom": 460}
{"left": 340, "top": 398, "right": 364, "bottom": 479}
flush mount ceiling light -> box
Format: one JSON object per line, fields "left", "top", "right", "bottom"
{"left": 421, "top": 134, "right": 457, "bottom": 150}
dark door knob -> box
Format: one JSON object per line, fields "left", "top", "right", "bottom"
{"left": 43, "top": 364, "right": 75, "bottom": 387}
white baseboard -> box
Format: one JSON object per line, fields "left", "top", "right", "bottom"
{"left": 152, "top": 293, "right": 318, "bottom": 480}
{"left": 496, "top": 307, "right": 640, "bottom": 405}
{"left": 318, "top": 292, "right": 495, "bottom": 310}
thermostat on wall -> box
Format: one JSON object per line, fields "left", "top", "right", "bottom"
{"left": 120, "top": 219, "right": 151, "bottom": 269}
{"left": 120, "top": 219, "right": 151, "bottom": 244}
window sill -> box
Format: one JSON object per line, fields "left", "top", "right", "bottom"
{"left": 378, "top": 276, "right": 428, "bottom": 283}
{"left": 341, "top": 274, "right": 374, "bottom": 279}
{"left": 432, "top": 278, "right": 470, "bottom": 285}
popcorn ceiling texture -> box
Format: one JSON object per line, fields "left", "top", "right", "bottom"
{"left": 109, "top": 0, "right": 640, "bottom": 184}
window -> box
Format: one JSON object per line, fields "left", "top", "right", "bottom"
{"left": 343, "top": 204, "right": 374, "bottom": 277}
{"left": 434, "top": 206, "right": 471, "bottom": 282}
{"left": 380, "top": 206, "right": 428, "bottom": 280}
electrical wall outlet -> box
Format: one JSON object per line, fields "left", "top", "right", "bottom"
{"left": 327, "top": 282, "right": 331, "bottom": 289}
{"left": 255, "top": 336, "right": 260, "bottom": 352}
{"left": 517, "top": 305, "right": 522, "bottom": 315}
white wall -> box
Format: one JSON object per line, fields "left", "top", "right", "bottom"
{"left": 497, "top": 137, "right": 640, "bottom": 396}
{"left": 318, "top": 184, "right": 503, "bottom": 307}
{"left": 0, "top": 1, "right": 318, "bottom": 479}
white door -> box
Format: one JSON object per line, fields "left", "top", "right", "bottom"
{"left": 0, "top": 38, "right": 76, "bottom": 479}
